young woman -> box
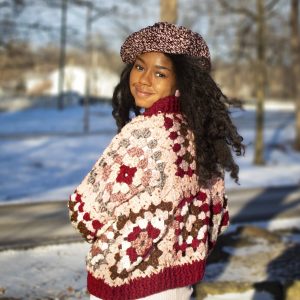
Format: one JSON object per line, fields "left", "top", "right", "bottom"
{"left": 68, "top": 22, "right": 244, "bottom": 300}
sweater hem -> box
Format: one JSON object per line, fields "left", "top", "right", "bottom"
{"left": 87, "top": 260, "right": 206, "bottom": 300}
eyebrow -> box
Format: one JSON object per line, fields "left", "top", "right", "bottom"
{"left": 136, "top": 55, "right": 172, "bottom": 72}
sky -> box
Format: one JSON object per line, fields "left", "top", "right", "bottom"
{"left": 1, "top": 0, "right": 291, "bottom": 70}
{"left": 4, "top": 0, "right": 215, "bottom": 55}
{"left": 13, "top": 0, "right": 163, "bottom": 50}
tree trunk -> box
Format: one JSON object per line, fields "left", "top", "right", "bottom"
{"left": 58, "top": 0, "right": 67, "bottom": 110}
{"left": 84, "top": 4, "right": 92, "bottom": 133}
{"left": 160, "top": 0, "right": 177, "bottom": 23}
{"left": 253, "top": 0, "right": 266, "bottom": 165}
{"left": 290, "top": 0, "right": 300, "bottom": 151}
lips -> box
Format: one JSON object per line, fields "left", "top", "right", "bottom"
{"left": 134, "top": 86, "right": 154, "bottom": 98}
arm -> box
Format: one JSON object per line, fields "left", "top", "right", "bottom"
{"left": 68, "top": 120, "right": 175, "bottom": 247}
{"left": 88, "top": 188, "right": 175, "bottom": 276}
{"left": 207, "top": 177, "right": 230, "bottom": 251}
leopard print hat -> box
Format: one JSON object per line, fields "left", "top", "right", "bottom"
{"left": 120, "top": 22, "right": 211, "bottom": 71}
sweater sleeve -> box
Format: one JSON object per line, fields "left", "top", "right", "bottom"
{"left": 68, "top": 117, "right": 175, "bottom": 263}
{"left": 207, "top": 177, "right": 230, "bottom": 251}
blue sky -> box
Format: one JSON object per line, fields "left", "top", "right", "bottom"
{"left": 13, "top": 0, "right": 215, "bottom": 55}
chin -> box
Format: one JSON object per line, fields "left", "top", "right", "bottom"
{"left": 135, "top": 102, "right": 148, "bottom": 109}
{"left": 134, "top": 98, "right": 154, "bottom": 109}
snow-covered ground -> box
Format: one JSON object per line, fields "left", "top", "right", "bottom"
{"left": 0, "top": 101, "right": 300, "bottom": 299}
{"left": 1, "top": 217, "right": 299, "bottom": 300}
{"left": 0, "top": 101, "right": 299, "bottom": 204}
{"left": 0, "top": 242, "right": 89, "bottom": 300}
{"left": 0, "top": 103, "right": 115, "bottom": 204}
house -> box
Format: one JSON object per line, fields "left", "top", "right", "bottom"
{"left": 26, "top": 65, "right": 119, "bottom": 99}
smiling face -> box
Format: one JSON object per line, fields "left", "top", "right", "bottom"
{"left": 129, "top": 52, "right": 177, "bottom": 108}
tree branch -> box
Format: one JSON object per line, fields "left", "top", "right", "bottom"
{"left": 218, "top": 0, "right": 256, "bottom": 20}
{"left": 265, "top": 0, "right": 281, "bottom": 12}
{"left": 0, "top": 20, "right": 78, "bottom": 35}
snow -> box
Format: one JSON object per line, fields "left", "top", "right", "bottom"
{"left": 0, "top": 100, "right": 299, "bottom": 204}
{"left": 0, "top": 103, "right": 115, "bottom": 203}
{"left": 0, "top": 100, "right": 299, "bottom": 299}
{"left": 0, "top": 102, "right": 114, "bottom": 134}
{"left": 227, "top": 216, "right": 300, "bottom": 233}
{"left": 1, "top": 217, "right": 298, "bottom": 299}
{"left": 223, "top": 241, "right": 270, "bottom": 256}
{"left": 0, "top": 242, "right": 90, "bottom": 300}
{"left": 203, "top": 290, "right": 274, "bottom": 300}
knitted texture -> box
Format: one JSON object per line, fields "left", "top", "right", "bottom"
{"left": 68, "top": 96, "right": 229, "bottom": 300}
{"left": 120, "top": 22, "right": 211, "bottom": 71}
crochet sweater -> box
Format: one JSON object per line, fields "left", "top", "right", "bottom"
{"left": 68, "top": 95, "right": 229, "bottom": 300}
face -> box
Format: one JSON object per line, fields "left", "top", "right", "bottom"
{"left": 129, "top": 52, "right": 177, "bottom": 108}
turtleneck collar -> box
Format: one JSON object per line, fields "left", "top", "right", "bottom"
{"left": 143, "top": 95, "right": 180, "bottom": 117}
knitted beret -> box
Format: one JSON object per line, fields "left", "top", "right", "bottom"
{"left": 120, "top": 22, "right": 211, "bottom": 71}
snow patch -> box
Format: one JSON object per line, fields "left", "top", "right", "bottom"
{"left": 203, "top": 290, "right": 274, "bottom": 300}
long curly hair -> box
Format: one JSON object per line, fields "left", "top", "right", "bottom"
{"left": 112, "top": 54, "right": 245, "bottom": 185}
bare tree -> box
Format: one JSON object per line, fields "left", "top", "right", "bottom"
{"left": 83, "top": 2, "right": 92, "bottom": 133}
{"left": 58, "top": 0, "right": 68, "bottom": 110}
{"left": 71, "top": 0, "right": 116, "bottom": 132}
{"left": 0, "top": 0, "right": 26, "bottom": 47}
{"left": 290, "top": 0, "right": 300, "bottom": 150}
{"left": 218, "top": 0, "right": 281, "bottom": 165}
{"left": 160, "top": 0, "right": 177, "bottom": 23}
{"left": 254, "top": 0, "right": 267, "bottom": 165}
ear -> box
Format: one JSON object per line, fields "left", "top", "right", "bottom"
{"left": 175, "top": 89, "right": 181, "bottom": 97}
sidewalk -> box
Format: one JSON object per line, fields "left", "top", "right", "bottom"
{"left": 0, "top": 185, "right": 300, "bottom": 250}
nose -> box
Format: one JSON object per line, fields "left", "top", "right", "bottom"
{"left": 139, "top": 69, "right": 151, "bottom": 86}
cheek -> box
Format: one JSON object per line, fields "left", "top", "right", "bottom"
{"left": 129, "top": 70, "right": 134, "bottom": 85}
{"left": 171, "top": 76, "right": 177, "bottom": 93}
{"left": 129, "top": 71, "right": 135, "bottom": 93}
{"left": 163, "top": 79, "right": 176, "bottom": 95}
{"left": 170, "top": 83, "right": 176, "bottom": 95}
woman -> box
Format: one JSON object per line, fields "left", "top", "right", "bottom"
{"left": 68, "top": 22, "right": 244, "bottom": 300}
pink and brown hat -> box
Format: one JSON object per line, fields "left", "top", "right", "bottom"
{"left": 120, "top": 22, "right": 211, "bottom": 71}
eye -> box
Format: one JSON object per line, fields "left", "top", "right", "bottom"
{"left": 155, "top": 72, "right": 166, "bottom": 78}
{"left": 134, "top": 64, "right": 144, "bottom": 71}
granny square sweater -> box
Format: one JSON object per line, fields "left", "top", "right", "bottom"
{"left": 68, "top": 95, "right": 229, "bottom": 300}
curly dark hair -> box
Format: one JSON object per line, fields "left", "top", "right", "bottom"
{"left": 112, "top": 54, "right": 245, "bottom": 185}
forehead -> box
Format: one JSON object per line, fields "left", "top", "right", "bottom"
{"left": 136, "top": 52, "right": 173, "bottom": 67}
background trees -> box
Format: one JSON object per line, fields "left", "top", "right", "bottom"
{"left": 0, "top": 0, "right": 299, "bottom": 154}
{"left": 290, "top": 0, "right": 300, "bottom": 151}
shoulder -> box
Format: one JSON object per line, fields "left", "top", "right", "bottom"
{"left": 116, "top": 114, "right": 171, "bottom": 148}
{"left": 105, "top": 113, "right": 186, "bottom": 164}
{"left": 122, "top": 114, "right": 165, "bottom": 133}
{"left": 122, "top": 113, "right": 186, "bottom": 135}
